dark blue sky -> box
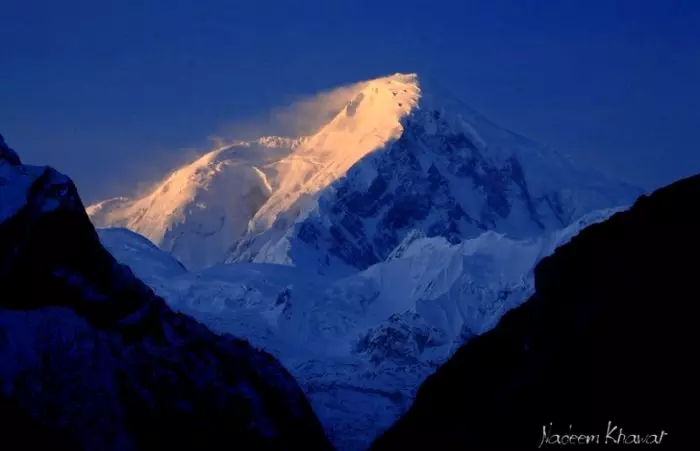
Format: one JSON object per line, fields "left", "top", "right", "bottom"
{"left": 2, "top": 0, "right": 699, "bottom": 202}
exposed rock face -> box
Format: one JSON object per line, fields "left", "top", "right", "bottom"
{"left": 0, "top": 137, "right": 332, "bottom": 450}
{"left": 354, "top": 312, "right": 449, "bottom": 365}
{"left": 372, "top": 174, "right": 699, "bottom": 449}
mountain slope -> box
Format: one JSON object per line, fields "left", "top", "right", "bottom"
{"left": 97, "top": 227, "right": 188, "bottom": 279}
{"left": 372, "top": 174, "right": 699, "bottom": 450}
{"left": 95, "top": 198, "right": 626, "bottom": 450}
{"left": 88, "top": 137, "right": 301, "bottom": 270}
{"left": 301, "top": 205, "right": 626, "bottom": 356}
{"left": 227, "top": 73, "right": 640, "bottom": 275}
{"left": 79, "top": 72, "right": 644, "bottom": 449}
{"left": 0, "top": 135, "right": 331, "bottom": 450}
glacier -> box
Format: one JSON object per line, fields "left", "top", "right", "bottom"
{"left": 87, "top": 73, "right": 642, "bottom": 449}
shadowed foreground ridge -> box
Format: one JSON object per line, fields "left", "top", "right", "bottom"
{"left": 0, "top": 134, "right": 332, "bottom": 450}
{"left": 373, "top": 173, "right": 699, "bottom": 449}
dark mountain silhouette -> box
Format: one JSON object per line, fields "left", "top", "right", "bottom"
{"left": 373, "top": 173, "right": 699, "bottom": 449}
{"left": 0, "top": 135, "right": 332, "bottom": 450}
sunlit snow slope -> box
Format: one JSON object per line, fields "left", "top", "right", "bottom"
{"left": 88, "top": 137, "right": 301, "bottom": 270}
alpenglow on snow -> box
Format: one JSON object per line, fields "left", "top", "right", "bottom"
{"left": 88, "top": 73, "right": 639, "bottom": 274}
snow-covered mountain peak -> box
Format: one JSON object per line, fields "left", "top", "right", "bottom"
{"left": 89, "top": 73, "right": 640, "bottom": 274}
{"left": 303, "top": 73, "right": 420, "bottom": 164}
{"left": 246, "top": 74, "right": 423, "bottom": 233}
{"left": 228, "top": 74, "right": 640, "bottom": 274}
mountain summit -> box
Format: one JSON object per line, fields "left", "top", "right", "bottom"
{"left": 88, "top": 73, "right": 639, "bottom": 274}
{"left": 226, "top": 73, "right": 640, "bottom": 275}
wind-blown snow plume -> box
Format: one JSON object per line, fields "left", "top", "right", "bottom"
{"left": 211, "top": 80, "right": 369, "bottom": 143}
